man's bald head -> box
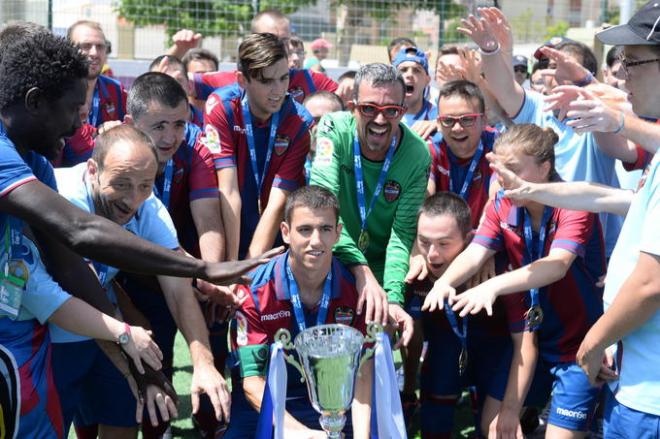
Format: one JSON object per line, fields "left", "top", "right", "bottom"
{"left": 92, "top": 124, "right": 158, "bottom": 172}
{"left": 250, "top": 9, "right": 291, "bottom": 39}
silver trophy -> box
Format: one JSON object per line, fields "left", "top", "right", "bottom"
{"left": 274, "top": 323, "right": 381, "bottom": 438}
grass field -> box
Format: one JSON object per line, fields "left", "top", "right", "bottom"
{"left": 70, "top": 332, "right": 477, "bottom": 438}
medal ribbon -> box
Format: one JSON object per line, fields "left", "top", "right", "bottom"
{"left": 285, "top": 255, "right": 333, "bottom": 334}
{"left": 448, "top": 140, "right": 484, "bottom": 201}
{"left": 154, "top": 159, "right": 174, "bottom": 209}
{"left": 522, "top": 206, "right": 553, "bottom": 310}
{"left": 242, "top": 96, "right": 280, "bottom": 209}
{"left": 88, "top": 85, "right": 101, "bottom": 127}
{"left": 353, "top": 131, "right": 397, "bottom": 235}
{"left": 444, "top": 300, "right": 468, "bottom": 356}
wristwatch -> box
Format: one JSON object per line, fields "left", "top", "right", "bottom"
{"left": 117, "top": 323, "right": 131, "bottom": 345}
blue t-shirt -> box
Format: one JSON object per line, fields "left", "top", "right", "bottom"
{"left": 402, "top": 99, "right": 438, "bottom": 128}
{"left": 49, "top": 163, "right": 180, "bottom": 343}
{"left": 513, "top": 90, "right": 623, "bottom": 256}
{"left": 603, "top": 152, "right": 660, "bottom": 416}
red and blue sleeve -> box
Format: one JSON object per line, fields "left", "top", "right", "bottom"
{"left": 203, "top": 94, "right": 237, "bottom": 170}
{"left": 472, "top": 199, "right": 505, "bottom": 251}
{"left": 189, "top": 141, "right": 219, "bottom": 200}
{"left": 549, "top": 209, "right": 593, "bottom": 258}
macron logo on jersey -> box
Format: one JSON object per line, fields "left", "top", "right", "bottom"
{"left": 555, "top": 407, "right": 587, "bottom": 420}
{"left": 261, "top": 310, "right": 291, "bottom": 321}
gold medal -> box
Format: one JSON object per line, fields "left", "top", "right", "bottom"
{"left": 525, "top": 305, "right": 544, "bottom": 330}
{"left": 357, "top": 230, "right": 370, "bottom": 253}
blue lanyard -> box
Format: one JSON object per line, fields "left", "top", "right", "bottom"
{"left": 286, "top": 258, "right": 333, "bottom": 334}
{"left": 414, "top": 100, "right": 431, "bottom": 121}
{"left": 522, "top": 206, "right": 553, "bottom": 308}
{"left": 154, "top": 159, "right": 174, "bottom": 209}
{"left": 88, "top": 85, "right": 100, "bottom": 127}
{"left": 82, "top": 171, "right": 110, "bottom": 286}
{"left": 449, "top": 140, "right": 484, "bottom": 201}
{"left": 242, "top": 96, "right": 280, "bottom": 204}
{"left": 444, "top": 300, "right": 468, "bottom": 350}
{"left": 353, "top": 131, "right": 397, "bottom": 231}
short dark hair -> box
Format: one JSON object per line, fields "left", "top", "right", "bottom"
{"left": 149, "top": 54, "right": 187, "bottom": 79}
{"left": 0, "top": 32, "right": 88, "bottom": 111}
{"left": 304, "top": 90, "right": 345, "bottom": 112}
{"left": 92, "top": 124, "right": 158, "bottom": 172}
{"left": 418, "top": 192, "right": 472, "bottom": 238}
{"left": 555, "top": 40, "right": 598, "bottom": 75}
{"left": 388, "top": 37, "right": 417, "bottom": 60}
{"left": 284, "top": 185, "right": 339, "bottom": 225}
{"left": 127, "top": 72, "right": 188, "bottom": 121}
{"left": 437, "top": 80, "right": 485, "bottom": 114}
{"left": 438, "top": 46, "right": 460, "bottom": 57}
{"left": 338, "top": 70, "right": 356, "bottom": 83}
{"left": 353, "top": 63, "right": 405, "bottom": 103}
{"left": 182, "top": 48, "right": 219, "bottom": 72}
{"left": 605, "top": 46, "right": 622, "bottom": 68}
{"left": 238, "top": 33, "right": 287, "bottom": 82}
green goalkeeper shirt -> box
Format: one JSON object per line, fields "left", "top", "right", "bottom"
{"left": 309, "top": 111, "right": 430, "bottom": 305}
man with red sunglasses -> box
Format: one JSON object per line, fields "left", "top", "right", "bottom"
{"left": 428, "top": 80, "right": 498, "bottom": 229}
{"left": 310, "top": 63, "right": 429, "bottom": 340}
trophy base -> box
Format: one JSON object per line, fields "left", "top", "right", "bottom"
{"left": 319, "top": 412, "right": 345, "bottom": 438}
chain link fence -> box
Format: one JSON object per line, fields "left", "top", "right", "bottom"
{"left": 0, "top": 0, "right": 637, "bottom": 68}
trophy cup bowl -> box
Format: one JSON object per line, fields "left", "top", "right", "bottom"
{"left": 275, "top": 323, "right": 380, "bottom": 438}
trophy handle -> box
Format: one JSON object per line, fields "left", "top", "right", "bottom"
{"left": 358, "top": 322, "right": 383, "bottom": 376}
{"left": 274, "top": 328, "right": 306, "bottom": 383}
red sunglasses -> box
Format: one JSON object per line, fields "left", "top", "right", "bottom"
{"left": 353, "top": 102, "right": 406, "bottom": 120}
{"left": 437, "top": 113, "right": 483, "bottom": 128}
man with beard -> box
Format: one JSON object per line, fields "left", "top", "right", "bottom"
{"left": 309, "top": 63, "right": 427, "bottom": 337}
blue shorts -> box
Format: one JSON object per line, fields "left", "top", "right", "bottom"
{"left": 420, "top": 328, "right": 511, "bottom": 435}
{"left": 525, "top": 360, "right": 601, "bottom": 432}
{"left": 51, "top": 340, "right": 137, "bottom": 431}
{"left": 421, "top": 329, "right": 511, "bottom": 401}
{"left": 605, "top": 397, "right": 660, "bottom": 438}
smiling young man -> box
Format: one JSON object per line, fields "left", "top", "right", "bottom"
{"left": 310, "top": 62, "right": 429, "bottom": 336}
{"left": 392, "top": 47, "right": 437, "bottom": 136}
{"left": 203, "top": 33, "right": 313, "bottom": 262}
{"left": 428, "top": 80, "right": 497, "bottom": 228}
{"left": 226, "top": 185, "right": 373, "bottom": 438}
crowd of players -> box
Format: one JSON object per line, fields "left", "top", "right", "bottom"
{"left": 0, "top": 2, "right": 659, "bottom": 439}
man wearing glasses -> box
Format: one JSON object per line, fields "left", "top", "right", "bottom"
{"left": 427, "top": 80, "right": 497, "bottom": 228}
{"left": 310, "top": 63, "right": 426, "bottom": 339}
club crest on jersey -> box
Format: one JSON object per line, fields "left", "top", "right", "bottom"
{"left": 274, "top": 135, "right": 290, "bottom": 156}
{"left": 334, "top": 306, "right": 354, "bottom": 326}
{"left": 235, "top": 311, "right": 248, "bottom": 346}
{"left": 383, "top": 180, "right": 402, "bottom": 202}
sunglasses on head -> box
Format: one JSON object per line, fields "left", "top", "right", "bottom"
{"left": 353, "top": 102, "right": 406, "bottom": 120}
{"left": 437, "top": 113, "right": 483, "bottom": 128}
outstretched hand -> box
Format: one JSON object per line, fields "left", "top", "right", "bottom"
{"left": 544, "top": 85, "right": 623, "bottom": 133}
{"left": 202, "top": 246, "right": 285, "bottom": 285}
{"left": 457, "top": 14, "right": 498, "bottom": 52}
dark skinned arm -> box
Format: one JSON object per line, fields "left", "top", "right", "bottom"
{"left": 29, "top": 225, "right": 177, "bottom": 403}
{"left": 0, "top": 179, "right": 282, "bottom": 283}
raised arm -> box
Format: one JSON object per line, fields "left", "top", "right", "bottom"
{"left": 488, "top": 152, "right": 633, "bottom": 216}
{"left": 457, "top": 8, "right": 525, "bottom": 117}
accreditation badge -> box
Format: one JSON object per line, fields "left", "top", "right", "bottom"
{"left": 0, "top": 258, "right": 28, "bottom": 319}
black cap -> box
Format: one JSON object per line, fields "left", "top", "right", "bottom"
{"left": 597, "top": 1, "right": 660, "bottom": 45}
